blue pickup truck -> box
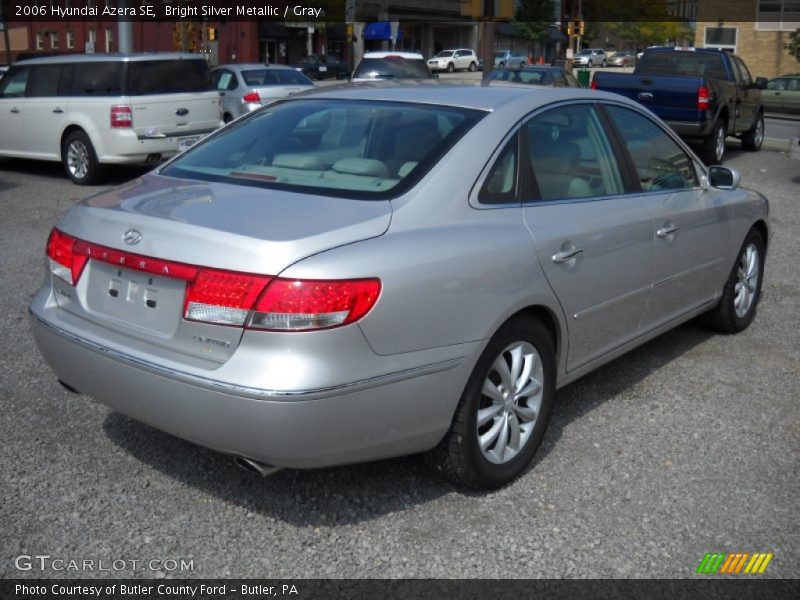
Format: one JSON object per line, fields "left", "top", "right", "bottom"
{"left": 592, "top": 48, "right": 767, "bottom": 164}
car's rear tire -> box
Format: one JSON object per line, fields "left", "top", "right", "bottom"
{"left": 741, "top": 113, "right": 764, "bottom": 151}
{"left": 700, "top": 120, "right": 727, "bottom": 165}
{"left": 223, "top": 113, "right": 233, "bottom": 124}
{"left": 62, "top": 130, "right": 102, "bottom": 185}
{"left": 447, "top": 62, "right": 455, "bottom": 73}
{"left": 426, "top": 316, "right": 556, "bottom": 489}
{"left": 700, "top": 228, "right": 765, "bottom": 334}
{"left": 469, "top": 62, "right": 477, "bottom": 72}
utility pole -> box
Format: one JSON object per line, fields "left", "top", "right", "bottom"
{"left": 117, "top": 0, "right": 133, "bottom": 52}
{"left": 479, "top": 1, "right": 495, "bottom": 81}
{"left": 1, "top": 2, "right": 12, "bottom": 66}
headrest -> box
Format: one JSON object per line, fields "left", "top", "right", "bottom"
{"left": 272, "top": 154, "right": 325, "bottom": 170}
{"left": 332, "top": 158, "right": 389, "bottom": 178}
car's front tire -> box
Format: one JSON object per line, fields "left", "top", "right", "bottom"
{"left": 701, "top": 228, "right": 765, "bottom": 334}
{"left": 427, "top": 316, "right": 556, "bottom": 489}
{"left": 62, "top": 130, "right": 101, "bottom": 185}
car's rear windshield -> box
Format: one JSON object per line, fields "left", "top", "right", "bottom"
{"left": 162, "top": 99, "right": 484, "bottom": 199}
{"left": 126, "top": 59, "right": 213, "bottom": 95}
{"left": 242, "top": 68, "right": 313, "bottom": 86}
{"left": 489, "top": 69, "right": 546, "bottom": 84}
{"left": 637, "top": 52, "right": 728, "bottom": 79}
{"left": 352, "top": 58, "right": 433, "bottom": 79}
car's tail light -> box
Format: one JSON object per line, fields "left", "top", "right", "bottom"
{"left": 44, "top": 229, "right": 379, "bottom": 331}
{"left": 47, "top": 229, "right": 87, "bottom": 285}
{"left": 242, "top": 91, "right": 261, "bottom": 104}
{"left": 248, "top": 278, "right": 381, "bottom": 331}
{"left": 590, "top": 79, "right": 597, "bottom": 90}
{"left": 110, "top": 105, "right": 133, "bottom": 128}
{"left": 697, "top": 86, "right": 710, "bottom": 110}
{"left": 184, "top": 270, "right": 272, "bottom": 327}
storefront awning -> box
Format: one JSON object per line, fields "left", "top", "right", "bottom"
{"left": 364, "top": 22, "right": 403, "bottom": 41}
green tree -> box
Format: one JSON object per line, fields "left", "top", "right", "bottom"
{"left": 515, "top": 0, "right": 556, "bottom": 45}
{"left": 786, "top": 29, "right": 800, "bottom": 61}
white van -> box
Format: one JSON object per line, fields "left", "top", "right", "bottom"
{"left": 0, "top": 53, "right": 223, "bottom": 184}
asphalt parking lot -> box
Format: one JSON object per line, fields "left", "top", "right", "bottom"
{"left": 0, "top": 146, "right": 797, "bottom": 579}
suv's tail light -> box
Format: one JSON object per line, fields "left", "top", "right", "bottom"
{"left": 110, "top": 105, "right": 133, "bottom": 128}
{"left": 249, "top": 278, "right": 381, "bottom": 331}
{"left": 47, "top": 229, "right": 87, "bottom": 285}
{"left": 242, "top": 91, "right": 261, "bottom": 104}
{"left": 697, "top": 86, "right": 710, "bottom": 110}
{"left": 45, "top": 228, "right": 380, "bottom": 331}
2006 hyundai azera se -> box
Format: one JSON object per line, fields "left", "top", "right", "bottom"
{"left": 30, "top": 85, "right": 768, "bottom": 489}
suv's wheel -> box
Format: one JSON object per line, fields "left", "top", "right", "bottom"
{"left": 447, "top": 62, "right": 455, "bottom": 73}
{"left": 700, "top": 120, "right": 727, "bottom": 165}
{"left": 468, "top": 61, "right": 477, "bottom": 72}
{"left": 741, "top": 113, "right": 764, "bottom": 151}
{"left": 427, "top": 316, "right": 556, "bottom": 489}
{"left": 701, "top": 228, "right": 765, "bottom": 334}
{"left": 62, "top": 130, "right": 101, "bottom": 185}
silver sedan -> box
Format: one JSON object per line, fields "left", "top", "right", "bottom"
{"left": 212, "top": 64, "right": 314, "bottom": 122}
{"left": 30, "top": 85, "right": 769, "bottom": 489}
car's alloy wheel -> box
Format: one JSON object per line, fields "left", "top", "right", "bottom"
{"left": 427, "top": 316, "right": 555, "bottom": 489}
{"left": 700, "top": 121, "right": 727, "bottom": 165}
{"left": 701, "top": 228, "right": 765, "bottom": 333}
{"left": 742, "top": 114, "right": 764, "bottom": 151}
{"left": 62, "top": 131, "right": 100, "bottom": 185}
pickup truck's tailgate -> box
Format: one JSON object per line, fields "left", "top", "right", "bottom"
{"left": 594, "top": 73, "right": 706, "bottom": 123}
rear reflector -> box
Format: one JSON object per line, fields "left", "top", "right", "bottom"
{"left": 697, "top": 86, "right": 710, "bottom": 110}
{"left": 249, "top": 278, "right": 381, "bottom": 331}
{"left": 110, "top": 105, "right": 133, "bottom": 128}
{"left": 242, "top": 91, "right": 261, "bottom": 103}
{"left": 45, "top": 228, "right": 380, "bottom": 331}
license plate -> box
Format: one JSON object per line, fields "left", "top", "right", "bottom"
{"left": 177, "top": 136, "right": 201, "bottom": 152}
{"left": 318, "top": 66, "right": 327, "bottom": 72}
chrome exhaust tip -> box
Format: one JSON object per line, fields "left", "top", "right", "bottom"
{"left": 233, "top": 455, "right": 282, "bottom": 478}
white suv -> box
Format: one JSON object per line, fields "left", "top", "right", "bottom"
{"left": 0, "top": 53, "right": 223, "bottom": 184}
{"left": 427, "top": 49, "right": 479, "bottom": 73}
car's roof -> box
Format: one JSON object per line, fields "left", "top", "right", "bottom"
{"left": 214, "top": 63, "right": 298, "bottom": 71}
{"left": 438, "top": 49, "right": 473, "bottom": 52}
{"left": 15, "top": 52, "right": 203, "bottom": 65}
{"left": 295, "top": 82, "right": 630, "bottom": 112}
{"left": 363, "top": 52, "right": 424, "bottom": 59}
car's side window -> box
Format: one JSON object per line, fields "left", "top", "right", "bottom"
{"left": 733, "top": 57, "right": 752, "bottom": 87}
{"left": 28, "top": 65, "right": 63, "bottom": 97}
{"left": 523, "top": 104, "right": 624, "bottom": 201}
{"left": 766, "top": 78, "right": 787, "bottom": 90}
{"left": 478, "top": 133, "right": 518, "bottom": 204}
{"left": 604, "top": 105, "right": 697, "bottom": 192}
{"left": 0, "top": 66, "right": 30, "bottom": 98}
{"left": 788, "top": 78, "right": 799, "bottom": 91}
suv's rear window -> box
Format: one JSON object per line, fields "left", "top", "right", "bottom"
{"left": 353, "top": 58, "right": 434, "bottom": 80}
{"left": 242, "top": 69, "right": 313, "bottom": 86}
{"left": 126, "top": 59, "right": 213, "bottom": 95}
{"left": 162, "top": 99, "right": 484, "bottom": 199}
{"left": 637, "top": 52, "right": 728, "bottom": 79}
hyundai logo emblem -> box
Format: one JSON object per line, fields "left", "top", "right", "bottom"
{"left": 123, "top": 229, "right": 142, "bottom": 245}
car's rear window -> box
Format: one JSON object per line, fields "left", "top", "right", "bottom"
{"left": 126, "top": 59, "right": 213, "bottom": 95}
{"left": 162, "top": 99, "right": 484, "bottom": 199}
{"left": 489, "top": 69, "right": 546, "bottom": 84}
{"left": 242, "top": 68, "right": 313, "bottom": 86}
{"left": 353, "top": 58, "right": 434, "bottom": 79}
{"left": 637, "top": 52, "right": 728, "bottom": 79}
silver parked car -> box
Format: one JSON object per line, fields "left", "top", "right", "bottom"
{"left": 30, "top": 85, "right": 769, "bottom": 489}
{"left": 212, "top": 64, "right": 314, "bottom": 122}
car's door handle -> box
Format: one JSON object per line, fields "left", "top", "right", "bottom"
{"left": 552, "top": 248, "right": 583, "bottom": 263}
{"left": 657, "top": 225, "right": 679, "bottom": 237}
{"left": 52, "top": 108, "right": 63, "bottom": 114}
{"left": 10, "top": 107, "right": 19, "bottom": 114}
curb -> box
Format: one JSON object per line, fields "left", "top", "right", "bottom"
{"left": 762, "top": 137, "right": 790, "bottom": 152}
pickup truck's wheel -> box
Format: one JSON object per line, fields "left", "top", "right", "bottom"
{"left": 700, "top": 120, "right": 727, "bottom": 165}
{"left": 741, "top": 114, "right": 764, "bottom": 151}
{"left": 62, "top": 130, "right": 101, "bottom": 185}
{"left": 701, "top": 228, "right": 765, "bottom": 334}
{"left": 426, "top": 316, "right": 556, "bottom": 489}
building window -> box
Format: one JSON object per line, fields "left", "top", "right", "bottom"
{"left": 36, "top": 33, "right": 44, "bottom": 51}
{"left": 50, "top": 32, "right": 59, "bottom": 50}
{"left": 756, "top": 0, "right": 800, "bottom": 31}
{"left": 703, "top": 26, "right": 737, "bottom": 52}
{"left": 105, "top": 28, "right": 114, "bottom": 53}
{"left": 66, "top": 30, "right": 74, "bottom": 49}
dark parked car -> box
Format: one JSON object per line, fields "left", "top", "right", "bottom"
{"left": 292, "top": 55, "right": 350, "bottom": 80}
{"left": 488, "top": 66, "right": 580, "bottom": 88}
{"left": 592, "top": 48, "right": 767, "bottom": 164}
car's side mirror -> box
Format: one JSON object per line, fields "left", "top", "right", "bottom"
{"left": 707, "top": 166, "right": 741, "bottom": 190}
{"left": 755, "top": 77, "right": 768, "bottom": 89}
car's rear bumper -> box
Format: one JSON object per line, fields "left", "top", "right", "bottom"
{"left": 29, "top": 288, "right": 474, "bottom": 469}
{"left": 94, "top": 126, "right": 222, "bottom": 165}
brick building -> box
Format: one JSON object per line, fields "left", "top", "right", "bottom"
{"left": 695, "top": 0, "right": 800, "bottom": 78}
